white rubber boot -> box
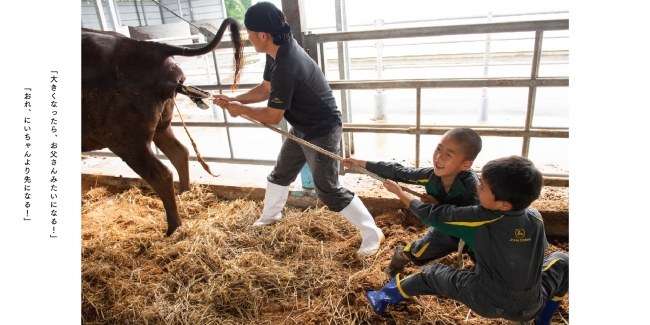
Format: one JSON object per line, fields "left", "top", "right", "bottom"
{"left": 339, "top": 195, "right": 385, "bottom": 257}
{"left": 253, "top": 181, "right": 290, "bottom": 227}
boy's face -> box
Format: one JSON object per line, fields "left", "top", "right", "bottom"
{"left": 432, "top": 135, "right": 473, "bottom": 179}
{"left": 477, "top": 177, "right": 512, "bottom": 211}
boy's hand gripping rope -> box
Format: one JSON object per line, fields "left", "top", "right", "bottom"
{"left": 238, "top": 114, "right": 424, "bottom": 198}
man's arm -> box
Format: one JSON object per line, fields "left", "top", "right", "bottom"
{"left": 216, "top": 101, "right": 285, "bottom": 125}
{"left": 213, "top": 80, "right": 271, "bottom": 105}
{"left": 213, "top": 80, "right": 285, "bottom": 125}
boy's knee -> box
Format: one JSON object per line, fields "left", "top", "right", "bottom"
{"left": 549, "top": 251, "right": 569, "bottom": 268}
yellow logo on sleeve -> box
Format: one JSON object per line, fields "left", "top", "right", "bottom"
{"left": 271, "top": 97, "right": 283, "bottom": 104}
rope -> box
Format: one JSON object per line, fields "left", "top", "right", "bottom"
{"left": 238, "top": 114, "right": 423, "bottom": 197}
{"left": 173, "top": 101, "right": 219, "bottom": 177}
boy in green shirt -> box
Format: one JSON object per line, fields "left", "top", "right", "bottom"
{"left": 343, "top": 128, "right": 482, "bottom": 276}
{"left": 367, "top": 156, "right": 569, "bottom": 324}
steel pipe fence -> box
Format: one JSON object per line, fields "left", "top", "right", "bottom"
{"left": 302, "top": 19, "right": 569, "bottom": 186}
{"left": 85, "top": 18, "right": 569, "bottom": 187}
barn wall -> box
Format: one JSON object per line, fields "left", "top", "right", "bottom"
{"left": 81, "top": 0, "right": 226, "bottom": 32}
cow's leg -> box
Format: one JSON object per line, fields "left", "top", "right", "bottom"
{"left": 153, "top": 126, "right": 190, "bottom": 192}
{"left": 109, "top": 144, "right": 182, "bottom": 236}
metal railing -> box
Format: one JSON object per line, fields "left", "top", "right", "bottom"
{"left": 86, "top": 17, "right": 569, "bottom": 187}
{"left": 301, "top": 18, "right": 569, "bottom": 186}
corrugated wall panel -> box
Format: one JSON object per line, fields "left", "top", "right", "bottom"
{"left": 160, "top": 0, "right": 188, "bottom": 25}
{"left": 82, "top": 0, "right": 225, "bottom": 29}
{"left": 186, "top": 5, "right": 220, "bottom": 15}
{"left": 81, "top": 1, "right": 115, "bottom": 31}
{"left": 188, "top": 1, "right": 224, "bottom": 23}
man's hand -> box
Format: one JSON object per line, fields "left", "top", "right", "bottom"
{"left": 419, "top": 194, "right": 439, "bottom": 204}
{"left": 214, "top": 98, "right": 244, "bottom": 118}
{"left": 342, "top": 158, "right": 366, "bottom": 169}
{"left": 212, "top": 94, "right": 233, "bottom": 103}
{"left": 224, "top": 101, "right": 244, "bottom": 118}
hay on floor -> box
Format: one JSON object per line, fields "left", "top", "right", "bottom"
{"left": 82, "top": 184, "right": 569, "bottom": 325}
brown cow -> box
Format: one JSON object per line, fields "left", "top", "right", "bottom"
{"left": 82, "top": 18, "right": 244, "bottom": 236}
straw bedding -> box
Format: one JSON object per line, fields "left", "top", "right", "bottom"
{"left": 82, "top": 183, "right": 568, "bottom": 325}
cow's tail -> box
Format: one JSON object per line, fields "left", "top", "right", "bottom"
{"left": 163, "top": 17, "right": 244, "bottom": 91}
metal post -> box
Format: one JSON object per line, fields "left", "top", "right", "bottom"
{"left": 281, "top": 0, "right": 307, "bottom": 47}
{"left": 93, "top": 0, "right": 108, "bottom": 31}
{"left": 203, "top": 55, "right": 212, "bottom": 84}
{"left": 220, "top": 0, "right": 227, "bottom": 19}
{"left": 159, "top": 1, "right": 166, "bottom": 24}
{"left": 375, "top": 19, "right": 385, "bottom": 80}
{"left": 319, "top": 42, "right": 327, "bottom": 76}
{"left": 211, "top": 56, "right": 234, "bottom": 159}
{"left": 302, "top": 31, "right": 319, "bottom": 63}
{"left": 221, "top": 107, "right": 235, "bottom": 159}
{"left": 212, "top": 50, "right": 220, "bottom": 85}
{"left": 188, "top": 0, "right": 195, "bottom": 21}
{"left": 108, "top": 0, "right": 122, "bottom": 30}
{"left": 415, "top": 87, "right": 421, "bottom": 168}
{"left": 479, "top": 11, "right": 492, "bottom": 123}
{"left": 140, "top": 0, "right": 149, "bottom": 26}
{"left": 177, "top": 0, "right": 184, "bottom": 19}
{"left": 133, "top": 0, "right": 142, "bottom": 27}
{"left": 373, "top": 18, "right": 387, "bottom": 122}
{"left": 522, "top": 30, "right": 544, "bottom": 157}
{"left": 335, "top": 0, "right": 354, "bottom": 158}
{"left": 114, "top": 0, "right": 122, "bottom": 26}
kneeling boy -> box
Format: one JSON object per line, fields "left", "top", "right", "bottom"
{"left": 367, "top": 156, "right": 569, "bottom": 324}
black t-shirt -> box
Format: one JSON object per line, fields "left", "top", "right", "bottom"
{"left": 263, "top": 37, "right": 342, "bottom": 140}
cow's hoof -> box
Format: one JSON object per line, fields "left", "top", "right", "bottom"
{"left": 166, "top": 222, "right": 182, "bottom": 237}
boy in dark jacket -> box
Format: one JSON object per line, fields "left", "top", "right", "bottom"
{"left": 343, "top": 128, "right": 482, "bottom": 276}
{"left": 367, "top": 156, "right": 569, "bottom": 324}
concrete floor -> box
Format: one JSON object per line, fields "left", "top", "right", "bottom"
{"left": 81, "top": 154, "right": 411, "bottom": 214}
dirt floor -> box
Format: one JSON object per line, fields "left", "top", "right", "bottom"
{"left": 81, "top": 183, "right": 568, "bottom": 325}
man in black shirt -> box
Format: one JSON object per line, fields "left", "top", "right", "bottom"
{"left": 213, "top": 1, "right": 384, "bottom": 257}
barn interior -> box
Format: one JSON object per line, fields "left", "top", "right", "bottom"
{"left": 81, "top": 1, "right": 569, "bottom": 324}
